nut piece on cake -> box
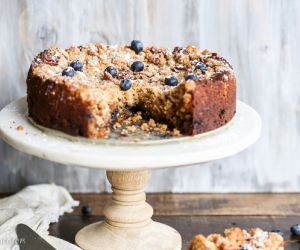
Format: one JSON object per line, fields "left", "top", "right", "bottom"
{"left": 189, "top": 227, "right": 284, "bottom": 250}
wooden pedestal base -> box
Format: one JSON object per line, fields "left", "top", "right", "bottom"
{"left": 75, "top": 220, "right": 181, "bottom": 250}
{"left": 75, "top": 170, "right": 182, "bottom": 250}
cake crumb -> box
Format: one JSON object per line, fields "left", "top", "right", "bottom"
{"left": 113, "top": 122, "right": 121, "bottom": 129}
{"left": 127, "top": 126, "right": 137, "bottom": 133}
{"left": 16, "top": 125, "right": 24, "bottom": 131}
{"left": 120, "top": 129, "right": 128, "bottom": 136}
{"left": 159, "top": 124, "right": 168, "bottom": 131}
{"left": 172, "top": 128, "right": 181, "bottom": 136}
{"left": 148, "top": 118, "right": 156, "bottom": 127}
{"left": 141, "top": 123, "right": 149, "bottom": 132}
{"left": 132, "top": 112, "right": 143, "bottom": 123}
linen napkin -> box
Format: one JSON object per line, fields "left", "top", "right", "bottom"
{"left": 0, "top": 184, "right": 79, "bottom": 250}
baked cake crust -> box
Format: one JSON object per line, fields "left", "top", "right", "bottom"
{"left": 27, "top": 42, "right": 236, "bottom": 138}
{"left": 189, "top": 227, "right": 284, "bottom": 250}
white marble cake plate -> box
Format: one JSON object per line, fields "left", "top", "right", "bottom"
{"left": 0, "top": 97, "right": 261, "bottom": 250}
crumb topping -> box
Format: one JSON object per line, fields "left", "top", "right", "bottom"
{"left": 189, "top": 227, "right": 284, "bottom": 250}
{"left": 31, "top": 43, "right": 233, "bottom": 89}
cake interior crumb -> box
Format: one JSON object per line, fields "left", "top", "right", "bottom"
{"left": 108, "top": 109, "right": 182, "bottom": 141}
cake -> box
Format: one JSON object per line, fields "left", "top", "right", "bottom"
{"left": 189, "top": 227, "right": 284, "bottom": 250}
{"left": 27, "top": 41, "right": 236, "bottom": 138}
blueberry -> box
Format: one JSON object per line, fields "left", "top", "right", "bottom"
{"left": 165, "top": 76, "right": 179, "bottom": 86}
{"left": 185, "top": 74, "right": 198, "bottom": 81}
{"left": 81, "top": 204, "right": 92, "bottom": 215}
{"left": 195, "top": 62, "right": 207, "bottom": 71}
{"left": 242, "top": 244, "right": 254, "bottom": 250}
{"left": 130, "top": 40, "right": 143, "bottom": 53}
{"left": 120, "top": 79, "right": 132, "bottom": 91}
{"left": 271, "top": 229, "right": 284, "bottom": 237}
{"left": 131, "top": 61, "right": 144, "bottom": 72}
{"left": 62, "top": 67, "right": 75, "bottom": 77}
{"left": 290, "top": 224, "right": 300, "bottom": 236}
{"left": 70, "top": 60, "right": 83, "bottom": 71}
{"left": 105, "top": 66, "right": 118, "bottom": 78}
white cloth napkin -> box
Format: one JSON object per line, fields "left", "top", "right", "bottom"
{"left": 0, "top": 184, "right": 79, "bottom": 250}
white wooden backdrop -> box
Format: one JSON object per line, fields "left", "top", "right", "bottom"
{"left": 0, "top": 0, "right": 299, "bottom": 192}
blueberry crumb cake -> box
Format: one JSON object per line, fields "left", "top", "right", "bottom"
{"left": 27, "top": 40, "right": 236, "bottom": 138}
{"left": 189, "top": 227, "right": 284, "bottom": 250}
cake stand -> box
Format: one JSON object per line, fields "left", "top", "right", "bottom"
{"left": 0, "top": 97, "right": 261, "bottom": 250}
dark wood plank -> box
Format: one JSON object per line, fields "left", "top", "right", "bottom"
{"left": 1, "top": 193, "right": 300, "bottom": 215}
{"left": 72, "top": 193, "right": 300, "bottom": 216}
{"left": 49, "top": 215, "right": 300, "bottom": 250}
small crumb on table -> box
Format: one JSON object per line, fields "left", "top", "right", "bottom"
{"left": 16, "top": 125, "right": 24, "bottom": 131}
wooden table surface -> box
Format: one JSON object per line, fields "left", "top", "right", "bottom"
{"left": 49, "top": 194, "right": 300, "bottom": 249}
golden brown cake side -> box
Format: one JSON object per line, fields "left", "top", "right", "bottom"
{"left": 27, "top": 43, "right": 236, "bottom": 138}
{"left": 27, "top": 70, "right": 110, "bottom": 138}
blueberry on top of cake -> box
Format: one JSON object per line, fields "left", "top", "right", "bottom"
{"left": 27, "top": 41, "right": 236, "bottom": 138}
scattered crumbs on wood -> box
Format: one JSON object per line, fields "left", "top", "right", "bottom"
{"left": 16, "top": 125, "right": 24, "bottom": 131}
{"left": 133, "top": 138, "right": 140, "bottom": 143}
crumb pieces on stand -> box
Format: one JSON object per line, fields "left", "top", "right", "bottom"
{"left": 16, "top": 125, "right": 24, "bottom": 131}
{"left": 109, "top": 110, "right": 182, "bottom": 141}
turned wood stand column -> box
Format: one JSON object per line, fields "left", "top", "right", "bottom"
{"left": 104, "top": 170, "right": 153, "bottom": 228}
{"left": 75, "top": 170, "right": 182, "bottom": 250}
